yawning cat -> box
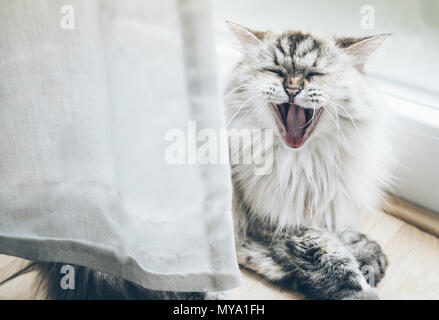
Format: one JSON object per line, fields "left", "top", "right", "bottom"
{"left": 225, "top": 22, "right": 393, "bottom": 299}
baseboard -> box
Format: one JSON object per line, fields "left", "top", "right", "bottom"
{"left": 383, "top": 194, "right": 439, "bottom": 237}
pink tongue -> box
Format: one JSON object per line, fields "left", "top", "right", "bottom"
{"left": 285, "top": 104, "right": 307, "bottom": 148}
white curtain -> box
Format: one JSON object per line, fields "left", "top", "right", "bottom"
{"left": 0, "top": 0, "right": 241, "bottom": 292}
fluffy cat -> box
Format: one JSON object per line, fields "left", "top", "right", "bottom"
{"left": 225, "top": 22, "right": 393, "bottom": 299}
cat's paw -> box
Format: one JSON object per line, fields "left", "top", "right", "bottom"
{"left": 339, "top": 230, "right": 388, "bottom": 287}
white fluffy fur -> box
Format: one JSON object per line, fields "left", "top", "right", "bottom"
{"left": 225, "top": 25, "right": 394, "bottom": 234}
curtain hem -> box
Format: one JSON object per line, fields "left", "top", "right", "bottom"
{"left": 0, "top": 235, "right": 241, "bottom": 292}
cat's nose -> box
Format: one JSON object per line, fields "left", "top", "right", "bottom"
{"left": 284, "top": 77, "right": 304, "bottom": 99}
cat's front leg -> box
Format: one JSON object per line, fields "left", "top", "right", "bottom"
{"left": 238, "top": 228, "right": 379, "bottom": 300}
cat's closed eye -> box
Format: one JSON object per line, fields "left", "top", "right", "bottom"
{"left": 263, "top": 67, "right": 285, "bottom": 76}
{"left": 305, "top": 72, "right": 325, "bottom": 80}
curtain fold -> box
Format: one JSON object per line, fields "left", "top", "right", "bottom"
{"left": 0, "top": 0, "right": 240, "bottom": 292}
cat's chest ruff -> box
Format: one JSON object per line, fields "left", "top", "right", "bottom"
{"left": 236, "top": 146, "right": 350, "bottom": 228}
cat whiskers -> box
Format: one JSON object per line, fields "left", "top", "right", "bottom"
{"left": 299, "top": 107, "right": 316, "bottom": 129}
{"left": 227, "top": 94, "right": 264, "bottom": 126}
{"left": 333, "top": 102, "right": 365, "bottom": 142}
{"left": 224, "top": 84, "right": 247, "bottom": 97}
{"left": 237, "top": 96, "right": 265, "bottom": 125}
{"left": 322, "top": 105, "right": 348, "bottom": 145}
{"left": 225, "top": 91, "right": 257, "bottom": 100}
{"left": 320, "top": 95, "right": 364, "bottom": 142}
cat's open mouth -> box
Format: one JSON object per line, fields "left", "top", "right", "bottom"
{"left": 271, "top": 103, "right": 323, "bottom": 148}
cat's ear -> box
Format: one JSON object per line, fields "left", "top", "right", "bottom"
{"left": 226, "top": 21, "right": 265, "bottom": 50}
{"left": 336, "top": 34, "right": 390, "bottom": 71}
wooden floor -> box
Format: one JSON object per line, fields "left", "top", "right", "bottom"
{"left": 1, "top": 210, "right": 439, "bottom": 300}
